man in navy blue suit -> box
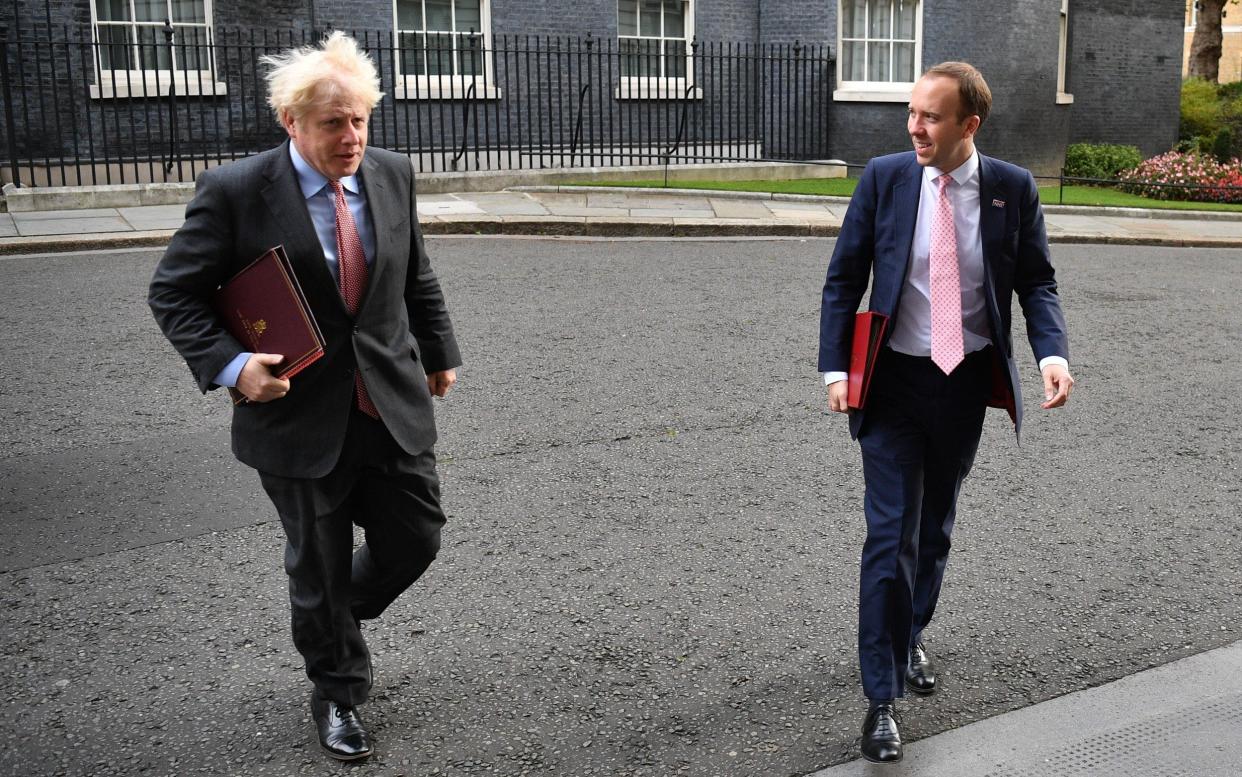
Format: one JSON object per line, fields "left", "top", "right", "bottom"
{"left": 818, "top": 62, "right": 1074, "bottom": 763}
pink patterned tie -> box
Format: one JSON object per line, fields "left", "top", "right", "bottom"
{"left": 330, "top": 180, "right": 380, "bottom": 419}
{"left": 929, "top": 173, "right": 964, "bottom": 375}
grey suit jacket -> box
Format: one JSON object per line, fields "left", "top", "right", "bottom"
{"left": 149, "top": 141, "right": 461, "bottom": 478}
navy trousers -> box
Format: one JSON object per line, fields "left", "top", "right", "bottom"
{"left": 258, "top": 408, "right": 446, "bottom": 707}
{"left": 855, "top": 346, "right": 992, "bottom": 701}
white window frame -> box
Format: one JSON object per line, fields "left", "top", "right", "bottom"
{"left": 1057, "top": 0, "right": 1073, "bottom": 104}
{"left": 89, "top": 0, "right": 226, "bottom": 99}
{"left": 391, "top": 0, "right": 501, "bottom": 100}
{"left": 834, "top": 0, "right": 922, "bottom": 103}
{"left": 615, "top": 0, "right": 701, "bottom": 101}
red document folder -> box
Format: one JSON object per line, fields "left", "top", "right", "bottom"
{"left": 847, "top": 311, "right": 889, "bottom": 410}
{"left": 211, "top": 246, "right": 325, "bottom": 405}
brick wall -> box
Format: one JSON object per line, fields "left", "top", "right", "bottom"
{"left": 1069, "top": 0, "right": 1184, "bottom": 158}
{"left": 0, "top": 0, "right": 1186, "bottom": 182}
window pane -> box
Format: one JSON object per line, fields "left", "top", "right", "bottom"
{"left": 868, "top": 0, "right": 891, "bottom": 38}
{"left": 399, "top": 31, "right": 425, "bottom": 75}
{"left": 457, "top": 34, "right": 482, "bottom": 75}
{"left": 665, "top": 0, "right": 685, "bottom": 37}
{"left": 95, "top": 0, "right": 130, "bottom": 22}
{"left": 895, "top": 0, "right": 916, "bottom": 39}
{"left": 425, "top": 0, "right": 453, "bottom": 31}
{"left": 171, "top": 0, "right": 205, "bottom": 23}
{"left": 867, "top": 41, "right": 890, "bottom": 81}
{"left": 893, "top": 41, "right": 914, "bottom": 82}
{"left": 134, "top": 0, "right": 164, "bottom": 23}
{"left": 396, "top": 0, "right": 423, "bottom": 30}
{"left": 842, "top": 40, "right": 864, "bottom": 80}
{"left": 456, "top": 0, "right": 481, "bottom": 33}
{"left": 425, "top": 32, "right": 453, "bottom": 75}
{"left": 843, "top": 0, "right": 866, "bottom": 38}
{"left": 97, "top": 24, "right": 133, "bottom": 69}
{"left": 176, "top": 24, "right": 207, "bottom": 69}
{"left": 620, "top": 37, "right": 637, "bottom": 77}
{"left": 137, "top": 26, "right": 173, "bottom": 70}
{"left": 620, "top": 37, "right": 657, "bottom": 77}
{"left": 618, "top": 0, "right": 638, "bottom": 36}
{"left": 665, "top": 38, "right": 685, "bottom": 77}
{"left": 639, "top": 0, "right": 661, "bottom": 37}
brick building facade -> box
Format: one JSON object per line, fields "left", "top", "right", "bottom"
{"left": 0, "top": 0, "right": 1185, "bottom": 183}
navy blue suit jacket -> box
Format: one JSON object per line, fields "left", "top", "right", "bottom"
{"left": 818, "top": 151, "right": 1069, "bottom": 440}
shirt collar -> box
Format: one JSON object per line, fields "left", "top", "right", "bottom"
{"left": 924, "top": 149, "right": 979, "bottom": 188}
{"left": 287, "top": 141, "right": 363, "bottom": 199}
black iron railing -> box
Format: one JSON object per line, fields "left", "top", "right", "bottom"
{"left": 0, "top": 23, "right": 833, "bottom": 187}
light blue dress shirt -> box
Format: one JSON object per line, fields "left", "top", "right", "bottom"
{"left": 213, "top": 142, "right": 377, "bottom": 388}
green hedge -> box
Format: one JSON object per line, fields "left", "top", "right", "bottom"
{"left": 1180, "top": 78, "right": 1242, "bottom": 160}
{"left": 1063, "top": 143, "right": 1143, "bottom": 180}
{"left": 1182, "top": 78, "right": 1224, "bottom": 140}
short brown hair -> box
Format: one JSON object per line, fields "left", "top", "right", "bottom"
{"left": 924, "top": 61, "right": 992, "bottom": 126}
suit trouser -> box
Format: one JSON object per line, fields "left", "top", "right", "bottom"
{"left": 855, "top": 346, "right": 991, "bottom": 701}
{"left": 258, "top": 408, "right": 446, "bottom": 707}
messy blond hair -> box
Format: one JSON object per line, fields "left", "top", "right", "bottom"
{"left": 262, "top": 31, "right": 383, "bottom": 123}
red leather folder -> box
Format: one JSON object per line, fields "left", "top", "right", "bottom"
{"left": 847, "top": 311, "right": 889, "bottom": 410}
{"left": 211, "top": 246, "right": 325, "bottom": 405}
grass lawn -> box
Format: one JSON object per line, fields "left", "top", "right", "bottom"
{"left": 564, "top": 178, "right": 1242, "bottom": 213}
{"left": 1036, "top": 184, "right": 1242, "bottom": 212}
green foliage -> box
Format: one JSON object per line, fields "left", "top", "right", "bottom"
{"left": 1214, "top": 126, "right": 1236, "bottom": 163}
{"left": 1218, "top": 81, "right": 1242, "bottom": 101}
{"left": 1063, "top": 143, "right": 1143, "bottom": 180}
{"left": 1181, "top": 78, "right": 1223, "bottom": 140}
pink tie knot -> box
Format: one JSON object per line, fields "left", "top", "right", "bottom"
{"left": 937, "top": 172, "right": 952, "bottom": 195}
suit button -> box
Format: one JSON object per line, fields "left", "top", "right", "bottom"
{"left": 352, "top": 325, "right": 360, "bottom": 334}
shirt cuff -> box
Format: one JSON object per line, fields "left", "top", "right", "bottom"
{"left": 822, "top": 371, "right": 848, "bottom": 386}
{"left": 1038, "top": 356, "right": 1068, "bottom": 373}
{"left": 213, "top": 352, "right": 252, "bottom": 388}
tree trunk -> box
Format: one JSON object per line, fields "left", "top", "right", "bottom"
{"left": 1189, "top": 0, "right": 1227, "bottom": 82}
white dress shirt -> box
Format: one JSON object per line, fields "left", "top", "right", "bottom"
{"left": 823, "top": 150, "right": 1067, "bottom": 386}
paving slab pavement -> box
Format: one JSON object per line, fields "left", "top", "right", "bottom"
{"left": 810, "top": 639, "right": 1242, "bottom": 777}
{"left": 2, "top": 186, "right": 1241, "bottom": 254}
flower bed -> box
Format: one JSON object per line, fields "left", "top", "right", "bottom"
{"left": 1117, "top": 151, "right": 1242, "bottom": 204}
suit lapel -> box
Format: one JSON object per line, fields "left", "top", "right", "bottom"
{"left": 357, "top": 153, "right": 392, "bottom": 314}
{"left": 891, "top": 156, "right": 922, "bottom": 289}
{"left": 977, "top": 154, "right": 1010, "bottom": 279}
{"left": 259, "top": 142, "right": 346, "bottom": 313}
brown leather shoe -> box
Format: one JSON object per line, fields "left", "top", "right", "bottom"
{"left": 311, "top": 693, "right": 373, "bottom": 761}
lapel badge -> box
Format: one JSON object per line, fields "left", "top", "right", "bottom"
{"left": 992, "top": 198, "right": 1005, "bottom": 208}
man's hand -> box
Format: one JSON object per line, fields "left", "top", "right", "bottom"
{"left": 827, "top": 380, "right": 851, "bottom": 414}
{"left": 236, "top": 353, "right": 290, "bottom": 403}
{"left": 1040, "top": 364, "right": 1074, "bottom": 409}
{"left": 427, "top": 368, "right": 457, "bottom": 398}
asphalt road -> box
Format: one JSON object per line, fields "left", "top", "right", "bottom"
{"left": 1, "top": 238, "right": 1239, "bottom": 776}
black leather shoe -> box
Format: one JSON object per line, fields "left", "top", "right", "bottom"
{"left": 905, "top": 641, "right": 937, "bottom": 695}
{"left": 861, "top": 702, "right": 903, "bottom": 763}
{"left": 311, "top": 693, "right": 373, "bottom": 761}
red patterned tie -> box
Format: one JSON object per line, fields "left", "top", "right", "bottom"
{"left": 929, "top": 173, "right": 965, "bottom": 375}
{"left": 329, "top": 180, "right": 380, "bottom": 419}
